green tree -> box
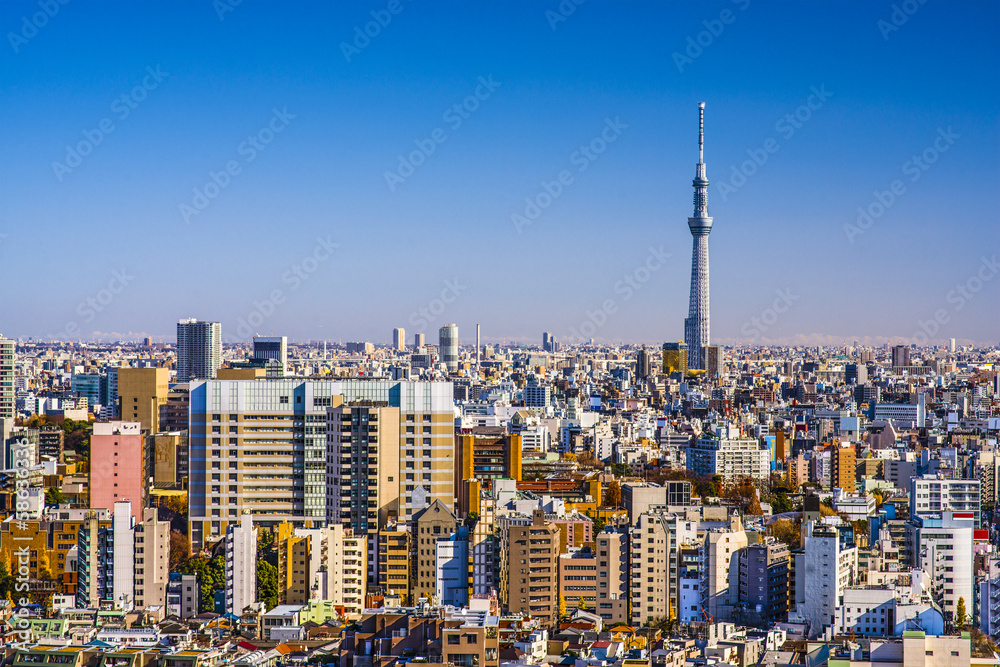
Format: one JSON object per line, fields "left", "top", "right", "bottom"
{"left": 179, "top": 554, "right": 226, "bottom": 613}
{"left": 44, "top": 487, "right": 67, "bottom": 505}
{"left": 258, "top": 530, "right": 278, "bottom": 568}
{"left": 771, "top": 492, "right": 792, "bottom": 514}
{"left": 257, "top": 561, "right": 279, "bottom": 611}
{"left": 0, "top": 561, "right": 14, "bottom": 602}
{"left": 957, "top": 597, "right": 967, "bottom": 629}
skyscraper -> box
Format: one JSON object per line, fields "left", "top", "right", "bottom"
{"left": 176, "top": 319, "right": 222, "bottom": 380}
{"left": 439, "top": 323, "right": 459, "bottom": 372}
{"left": 683, "top": 103, "right": 713, "bottom": 370}
{"left": 393, "top": 327, "right": 406, "bottom": 351}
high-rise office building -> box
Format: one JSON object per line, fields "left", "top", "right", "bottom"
{"left": 186, "top": 379, "right": 455, "bottom": 550}
{"left": 662, "top": 341, "right": 688, "bottom": 375}
{"left": 117, "top": 367, "right": 169, "bottom": 433}
{"left": 71, "top": 373, "right": 101, "bottom": 410}
{"left": 393, "top": 328, "right": 406, "bottom": 351}
{"left": 414, "top": 332, "right": 425, "bottom": 350}
{"left": 891, "top": 344, "right": 911, "bottom": 368}
{"left": 439, "top": 324, "right": 459, "bottom": 372}
{"left": 635, "top": 347, "right": 653, "bottom": 381}
{"left": 683, "top": 103, "right": 713, "bottom": 370}
{"left": 703, "top": 344, "right": 722, "bottom": 378}
{"left": 252, "top": 336, "right": 287, "bottom": 377}
{"left": 176, "top": 319, "right": 222, "bottom": 380}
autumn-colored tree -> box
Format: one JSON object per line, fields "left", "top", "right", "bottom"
{"left": 558, "top": 593, "right": 567, "bottom": 620}
{"left": 769, "top": 518, "right": 802, "bottom": 550}
{"left": 957, "top": 597, "right": 967, "bottom": 629}
{"left": 604, "top": 480, "right": 622, "bottom": 508}
{"left": 578, "top": 596, "right": 587, "bottom": 610}
{"left": 722, "top": 478, "right": 762, "bottom": 515}
{"left": 577, "top": 450, "right": 599, "bottom": 468}
{"left": 169, "top": 531, "right": 191, "bottom": 569}
{"left": 563, "top": 452, "right": 577, "bottom": 462}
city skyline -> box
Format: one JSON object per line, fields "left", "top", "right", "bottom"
{"left": 1, "top": 1, "right": 998, "bottom": 346}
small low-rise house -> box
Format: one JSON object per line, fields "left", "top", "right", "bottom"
{"left": 96, "top": 626, "right": 161, "bottom": 648}
{"left": 11, "top": 644, "right": 100, "bottom": 666}
{"left": 262, "top": 604, "right": 304, "bottom": 641}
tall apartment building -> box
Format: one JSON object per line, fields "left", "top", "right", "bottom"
{"left": 225, "top": 513, "right": 257, "bottom": 616}
{"left": 327, "top": 402, "right": 401, "bottom": 576}
{"left": 562, "top": 528, "right": 628, "bottom": 625}
{"left": 282, "top": 524, "right": 368, "bottom": 618}
{"left": 908, "top": 512, "right": 974, "bottom": 624}
{"left": 439, "top": 324, "right": 459, "bottom": 372}
{"left": 687, "top": 424, "right": 770, "bottom": 483}
{"left": 891, "top": 345, "right": 911, "bottom": 368}
{"left": 186, "top": 379, "right": 454, "bottom": 549}
{"left": 76, "top": 501, "right": 168, "bottom": 611}
{"left": 176, "top": 319, "right": 222, "bottom": 380}
{"left": 0, "top": 336, "right": 14, "bottom": 454}
{"left": 702, "top": 515, "right": 749, "bottom": 622}
{"left": 508, "top": 510, "right": 561, "bottom": 626}
{"left": 523, "top": 383, "right": 551, "bottom": 408}
{"left": 455, "top": 429, "right": 522, "bottom": 513}
{"left": 737, "top": 538, "right": 789, "bottom": 626}
{"left": 377, "top": 524, "right": 411, "bottom": 603}
{"left": 393, "top": 328, "right": 406, "bottom": 351}
{"left": 831, "top": 445, "right": 857, "bottom": 494}
{"left": 910, "top": 475, "right": 981, "bottom": 524}
{"left": 630, "top": 511, "right": 699, "bottom": 625}
{"left": 793, "top": 522, "right": 857, "bottom": 637}
{"left": 89, "top": 421, "right": 147, "bottom": 521}
{"left": 413, "top": 499, "right": 458, "bottom": 601}
{"left": 117, "top": 367, "right": 169, "bottom": 433}
{"left": 436, "top": 527, "right": 470, "bottom": 607}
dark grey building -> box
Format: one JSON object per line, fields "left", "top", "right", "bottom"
{"left": 737, "top": 538, "right": 789, "bottom": 627}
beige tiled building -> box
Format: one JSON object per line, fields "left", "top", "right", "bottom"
{"left": 508, "top": 510, "right": 560, "bottom": 626}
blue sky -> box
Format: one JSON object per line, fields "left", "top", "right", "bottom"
{"left": 1, "top": 0, "right": 997, "bottom": 346}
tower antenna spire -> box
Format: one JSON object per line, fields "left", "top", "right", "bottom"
{"left": 699, "top": 101, "right": 705, "bottom": 164}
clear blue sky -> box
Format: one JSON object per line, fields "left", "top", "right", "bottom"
{"left": 1, "top": 0, "right": 998, "bottom": 346}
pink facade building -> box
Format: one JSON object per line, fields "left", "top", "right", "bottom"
{"left": 90, "top": 421, "right": 145, "bottom": 521}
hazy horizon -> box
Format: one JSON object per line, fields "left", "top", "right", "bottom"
{"left": 2, "top": 1, "right": 998, "bottom": 347}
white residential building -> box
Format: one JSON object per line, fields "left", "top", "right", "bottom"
{"left": 793, "top": 522, "right": 857, "bottom": 638}
{"left": 910, "top": 475, "right": 981, "bottom": 525}
{"left": 686, "top": 423, "right": 769, "bottom": 483}
{"left": 909, "top": 512, "right": 974, "bottom": 625}
{"left": 225, "top": 513, "right": 258, "bottom": 616}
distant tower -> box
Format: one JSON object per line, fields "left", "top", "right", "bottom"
{"left": 439, "top": 324, "right": 459, "bottom": 372}
{"left": 684, "top": 103, "right": 713, "bottom": 370}
{"left": 393, "top": 327, "right": 406, "bottom": 351}
{"left": 476, "top": 324, "right": 481, "bottom": 369}
{"left": 176, "top": 319, "right": 222, "bottom": 380}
